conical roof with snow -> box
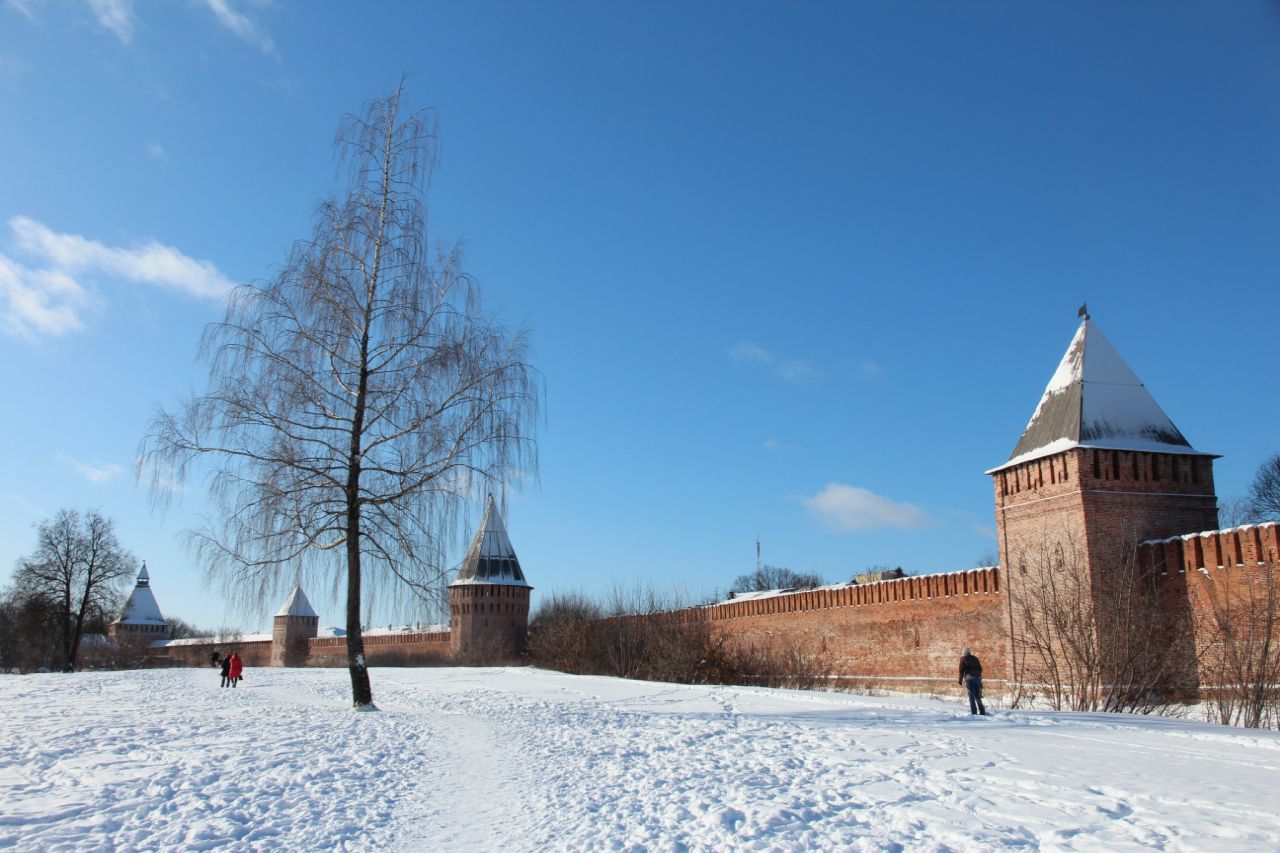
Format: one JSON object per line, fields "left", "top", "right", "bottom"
{"left": 116, "top": 562, "right": 166, "bottom": 626}
{"left": 451, "top": 496, "right": 529, "bottom": 587}
{"left": 275, "top": 585, "right": 318, "bottom": 618}
{"left": 989, "top": 317, "right": 1209, "bottom": 473}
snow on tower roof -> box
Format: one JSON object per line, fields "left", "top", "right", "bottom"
{"left": 450, "top": 495, "right": 530, "bottom": 587}
{"left": 275, "top": 585, "right": 318, "bottom": 618}
{"left": 116, "top": 562, "right": 166, "bottom": 626}
{"left": 988, "top": 316, "right": 1212, "bottom": 474}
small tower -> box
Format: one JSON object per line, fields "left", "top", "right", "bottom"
{"left": 109, "top": 562, "right": 171, "bottom": 643}
{"left": 449, "top": 496, "right": 532, "bottom": 661}
{"left": 989, "top": 314, "right": 1220, "bottom": 578}
{"left": 271, "top": 585, "right": 319, "bottom": 667}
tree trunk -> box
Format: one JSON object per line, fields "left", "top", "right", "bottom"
{"left": 345, "top": 520, "right": 373, "bottom": 707}
{"left": 345, "top": 315, "right": 376, "bottom": 708}
{"left": 61, "top": 588, "right": 74, "bottom": 673}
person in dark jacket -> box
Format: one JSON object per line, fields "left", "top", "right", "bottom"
{"left": 219, "top": 655, "right": 232, "bottom": 688}
{"left": 227, "top": 652, "right": 243, "bottom": 688}
{"left": 958, "top": 648, "right": 987, "bottom": 715}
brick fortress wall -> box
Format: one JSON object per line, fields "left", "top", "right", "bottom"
{"left": 668, "top": 567, "right": 1008, "bottom": 693}
{"left": 1138, "top": 522, "right": 1280, "bottom": 689}
{"left": 306, "top": 632, "right": 452, "bottom": 667}
{"left": 164, "top": 632, "right": 452, "bottom": 669}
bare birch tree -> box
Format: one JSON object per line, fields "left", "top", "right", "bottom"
{"left": 138, "top": 82, "right": 539, "bottom": 708}
{"left": 13, "top": 509, "right": 134, "bottom": 672}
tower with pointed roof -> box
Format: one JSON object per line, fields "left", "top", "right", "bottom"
{"left": 989, "top": 313, "right": 1220, "bottom": 584}
{"left": 109, "top": 562, "right": 171, "bottom": 643}
{"left": 272, "top": 585, "right": 319, "bottom": 667}
{"left": 449, "top": 496, "right": 532, "bottom": 661}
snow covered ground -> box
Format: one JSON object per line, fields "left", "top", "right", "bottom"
{"left": 1, "top": 667, "right": 1278, "bottom": 852}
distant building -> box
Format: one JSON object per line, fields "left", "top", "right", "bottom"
{"left": 160, "top": 496, "right": 533, "bottom": 668}
{"left": 108, "top": 563, "right": 171, "bottom": 643}
{"left": 853, "top": 568, "right": 905, "bottom": 584}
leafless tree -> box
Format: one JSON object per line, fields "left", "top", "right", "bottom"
{"left": 1246, "top": 453, "right": 1280, "bottom": 522}
{"left": 166, "top": 616, "right": 216, "bottom": 640}
{"left": 12, "top": 509, "right": 134, "bottom": 672}
{"left": 138, "top": 82, "right": 539, "bottom": 708}
{"left": 0, "top": 586, "right": 61, "bottom": 673}
{"left": 729, "top": 565, "right": 823, "bottom": 595}
{"left": 1219, "top": 495, "right": 1260, "bottom": 528}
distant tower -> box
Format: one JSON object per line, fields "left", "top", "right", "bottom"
{"left": 988, "top": 314, "right": 1220, "bottom": 578}
{"left": 272, "top": 585, "right": 319, "bottom": 667}
{"left": 449, "top": 496, "right": 532, "bottom": 661}
{"left": 109, "top": 562, "right": 171, "bottom": 643}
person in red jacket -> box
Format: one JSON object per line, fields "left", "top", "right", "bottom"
{"left": 227, "top": 652, "right": 243, "bottom": 688}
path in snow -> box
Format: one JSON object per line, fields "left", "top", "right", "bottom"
{"left": 1, "top": 667, "right": 1278, "bottom": 852}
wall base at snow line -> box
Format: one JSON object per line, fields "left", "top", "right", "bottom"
{"left": 166, "top": 639, "right": 273, "bottom": 668}
{"left": 306, "top": 633, "right": 452, "bottom": 667}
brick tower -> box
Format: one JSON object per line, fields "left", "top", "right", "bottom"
{"left": 271, "top": 585, "right": 319, "bottom": 667}
{"left": 449, "top": 496, "right": 532, "bottom": 662}
{"left": 988, "top": 312, "right": 1220, "bottom": 575}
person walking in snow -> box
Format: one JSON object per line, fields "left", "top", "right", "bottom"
{"left": 219, "top": 654, "right": 232, "bottom": 688}
{"left": 209, "top": 650, "right": 220, "bottom": 668}
{"left": 227, "top": 652, "right": 243, "bottom": 688}
{"left": 958, "top": 648, "right": 986, "bottom": 715}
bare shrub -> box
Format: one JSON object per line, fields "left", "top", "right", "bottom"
{"left": 528, "top": 587, "right": 712, "bottom": 683}
{"left": 1006, "top": 528, "right": 1188, "bottom": 713}
{"left": 700, "top": 635, "right": 826, "bottom": 690}
{"left": 1193, "top": 561, "right": 1280, "bottom": 729}
{"left": 526, "top": 592, "right": 603, "bottom": 674}
{"left": 528, "top": 586, "right": 826, "bottom": 689}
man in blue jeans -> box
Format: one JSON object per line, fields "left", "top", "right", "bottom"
{"left": 958, "top": 648, "right": 987, "bottom": 715}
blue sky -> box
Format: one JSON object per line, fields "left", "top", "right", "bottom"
{"left": 2, "top": 1, "right": 1278, "bottom": 631}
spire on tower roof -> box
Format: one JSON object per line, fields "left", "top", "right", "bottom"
{"left": 275, "top": 585, "right": 318, "bottom": 618}
{"left": 451, "top": 495, "right": 529, "bottom": 587}
{"left": 115, "top": 562, "right": 166, "bottom": 625}
{"left": 988, "top": 315, "right": 1212, "bottom": 473}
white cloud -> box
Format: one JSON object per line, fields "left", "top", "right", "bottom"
{"left": 4, "top": 492, "right": 46, "bottom": 517}
{"left": 87, "top": 0, "right": 134, "bottom": 44}
{"left": 729, "top": 341, "right": 771, "bottom": 365}
{"left": 775, "top": 359, "right": 815, "bottom": 383}
{"left": 856, "top": 360, "right": 882, "bottom": 379}
{"left": 147, "top": 142, "right": 168, "bottom": 161}
{"left": 10, "top": 215, "right": 233, "bottom": 300}
{"left": 728, "top": 341, "right": 816, "bottom": 384}
{"left": 204, "top": 0, "right": 274, "bottom": 54}
{"left": 802, "top": 482, "right": 931, "bottom": 532}
{"left": 4, "top": 0, "right": 41, "bottom": 23}
{"left": 56, "top": 451, "right": 124, "bottom": 483}
{"left": 0, "top": 215, "right": 234, "bottom": 338}
{"left": 0, "top": 255, "right": 93, "bottom": 338}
